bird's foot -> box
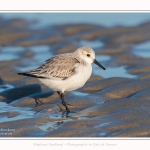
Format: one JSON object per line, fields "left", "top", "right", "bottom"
{"left": 57, "top": 104, "right": 63, "bottom": 111}
{"left": 65, "top": 102, "right": 73, "bottom": 106}
{"left": 62, "top": 101, "right": 73, "bottom": 106}
{"left": 57, "top": 104, "right": 70, "bottom": 113}
{"left": 62, "top": 102, "right": 71, "bottom": 112}
{"left": 35, "top": 98, "right": 43, "bottom": 107}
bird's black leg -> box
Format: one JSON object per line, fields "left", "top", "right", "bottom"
{"left": 35, "top": 97, "right": 43, "bottom": 107}
{"left": 60, "top": 93, "right": 70, "bottom": 112}
{"left": 57, "top": 91, "right": 70, "bottom": 112}
{"left": 57, "top": 91, "right": 61, "bottom": 98}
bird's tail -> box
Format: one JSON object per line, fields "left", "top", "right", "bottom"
{"left": 17, "top": 72, "right": 47, "bottom": 79}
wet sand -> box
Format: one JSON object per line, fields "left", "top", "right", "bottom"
{"left": 0, "top": 16, "right": 150, "bottom": 137}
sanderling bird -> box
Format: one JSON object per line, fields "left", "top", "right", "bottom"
{"left": 18, "top": 46, "right": 106, "bottom": 112}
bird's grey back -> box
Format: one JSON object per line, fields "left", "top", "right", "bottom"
{"left": 24, "top": 53, "right": 86, "bottom": 80}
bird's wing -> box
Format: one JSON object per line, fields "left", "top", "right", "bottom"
{"left": 26, "top": 54, "right": 81, "bottom": 80}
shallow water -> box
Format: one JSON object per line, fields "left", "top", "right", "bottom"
{"left": 0, "top": 46, "right": 25, "bottom": 61}
{"left": 133, "top": 41, "right": 150, "bottom": 58}
{"left": 79, "top": 40, "right": 104, "bottom": 49}
{"left": 93, "top": 55, "right": 135, "bottom": 78}
{"left": 94, "top": 65, "right": 136, "bottom": 78}
{"left": 39, "top": 121, "right": 64, "bottom": 131}
{"left": 0, "top": 84, "right": 14, "bottom": 92}
{"left": 15, "top": 45, "right": 53, "bottom": 72}
{"left": 0, "top": 102, "right": 35, "bottom": 123}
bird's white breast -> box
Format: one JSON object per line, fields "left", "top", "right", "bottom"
{"left": 38, "top": 63, "right": 92, "bottom": 92}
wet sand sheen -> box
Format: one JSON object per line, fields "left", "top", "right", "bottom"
{"left": 0, "top": 16, "right": 150, "bottom": 137}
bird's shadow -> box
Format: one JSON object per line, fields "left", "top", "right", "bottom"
{"left": 0, "top": 84, "right": 42, "bottom": 104}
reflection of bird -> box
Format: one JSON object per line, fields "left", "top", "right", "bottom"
{"left": 18, "top": 46, "right": 106, "bottom": 112}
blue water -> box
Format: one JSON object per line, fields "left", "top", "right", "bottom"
{"left": 93, "top": 65, "right": 135, "bottom": 78}
{"left": 1, "top": 13, "right": 150, "bottom": 29}
{"left": 0, "top": 102, "right": 36, "bottom": 123}
{"left": 0, "top": 84, "right": 14, "bottom": 92}
{"left": 93, "top": 55, "right": 135, "bottom": 78}
{"left": 0, "top": 46, "right": 25, "bottom": 61}
{"left": 39, "top": 122, "right": 60, "bottom": 131}
{"left": 15, "top": 45, "right": 53, "bottom": 72}
{"left": 79, "top": 40, "right": 104, "bottom": 49}
{"left": 133, "top": 41, "right": 150, "bottom": 58}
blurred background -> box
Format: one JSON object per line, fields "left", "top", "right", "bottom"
{"left": 1, "top": 13, "right": 150, "bottom": 28}
{"left": 0, "top": 13, "right": 150, "bottom": 78}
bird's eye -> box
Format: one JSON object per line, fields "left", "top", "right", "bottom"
{"left": 87, "top": 54, "right": 90, "bottom": 57}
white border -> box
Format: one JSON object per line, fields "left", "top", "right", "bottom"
{"left": 0, "top": 138, "right": 150, "bottom": 150}
{"left": 0, "top": 0, "right": 150, "bottom": 11}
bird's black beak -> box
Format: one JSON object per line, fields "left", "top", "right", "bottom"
{"left": 93, "top": 59, "right": 106, "bottom": 70}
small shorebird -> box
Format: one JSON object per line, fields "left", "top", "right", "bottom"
{"left": 18, "top": 46, "right": 106, "bottom": 112}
